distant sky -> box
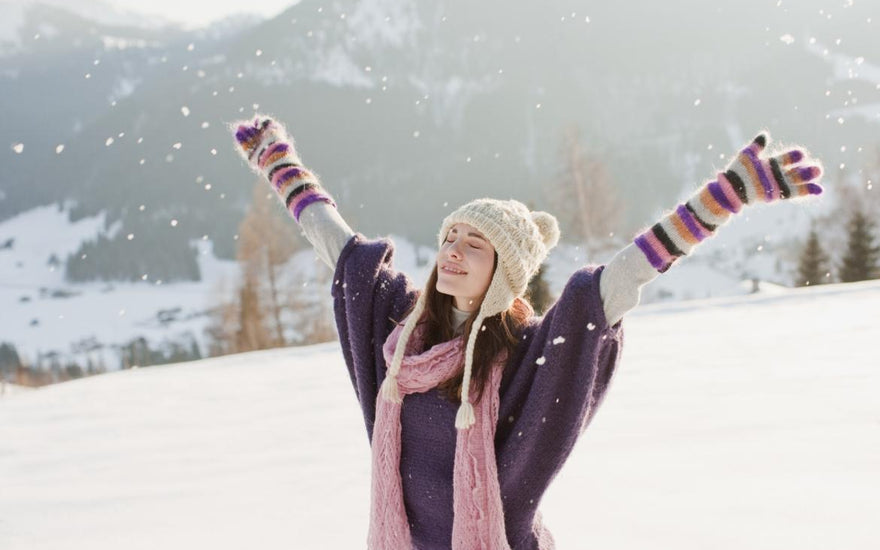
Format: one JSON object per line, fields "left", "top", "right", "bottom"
{"left": 108, "top": 0, "right": 299, "bottom": 28}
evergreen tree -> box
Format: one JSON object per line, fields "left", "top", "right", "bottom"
{"left": 795, "top": 227, "right": 831, "bottom": 287}
{"left": 838, "top": 209, "right": 880, "bottom": 283}
{"left": 525, "top": 263, "right": 554, "bottom": 316}
{"left": 0, "top": 342, "right": 22, "bottom": 382}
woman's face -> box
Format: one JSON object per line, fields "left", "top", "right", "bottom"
{"left": 436, "top": 223, "right": 496, "bottom": 312}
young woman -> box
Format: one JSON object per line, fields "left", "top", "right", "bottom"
{"left": 233, "top": 116, "right": 824, "bottom": 549}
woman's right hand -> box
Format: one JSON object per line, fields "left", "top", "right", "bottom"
{"left": 231, "top": 114, "right": 336, "bottom": 223}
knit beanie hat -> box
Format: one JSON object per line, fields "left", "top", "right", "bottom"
{"left": 379, "top": 198, "right": 561, "bottom": 429}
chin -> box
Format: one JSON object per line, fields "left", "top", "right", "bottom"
{"left": 435, "top": 281, "right": 453, "bottom": 295}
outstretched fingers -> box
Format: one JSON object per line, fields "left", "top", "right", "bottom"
{"left": 742, "top": 131, "right": 771, "bottom": 157}
{"left": 785, "top": 164, "right": 823, "bottom": 184}
{"left": 782, "top": 163, "right": 824, "bottom": 197}
{"left": 771, "top": 148, "right": 805, "bottom": 166}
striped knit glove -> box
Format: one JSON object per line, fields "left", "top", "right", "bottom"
{"left": 232, "top": 115, "right": 336, "bottom": 223}
{"left": 634, "top": 131, "right": 824, "bottom": 273}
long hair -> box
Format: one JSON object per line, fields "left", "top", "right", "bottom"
{"left": 393, "top": 251, "right": 535, "bottom": 405}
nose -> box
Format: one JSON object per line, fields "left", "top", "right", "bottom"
{"left": 447, "top": 239, "right": 463, "bottom": 260}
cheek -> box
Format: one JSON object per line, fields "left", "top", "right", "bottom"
{"left": 475, "top": 252, "right": 494, "bottom": 277}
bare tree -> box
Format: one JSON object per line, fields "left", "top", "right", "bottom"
{"left": 548, "top": 124, "right": 623, "bottom": 258}
{"left": 285, "top": 257, "right": 338, "bottom": 345}
{"left": 234, "top": 185, "right": 301, "bottom": 351}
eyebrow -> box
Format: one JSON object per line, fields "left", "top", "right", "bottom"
{"left": 450, "top": 227, "right": 487, "bottom": 242}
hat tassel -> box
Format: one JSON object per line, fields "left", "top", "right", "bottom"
{"left": 455, "top": 400, "right": 476, "bottom": 429}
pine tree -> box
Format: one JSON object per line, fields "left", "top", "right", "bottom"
{"left": 795, "top": 227, "right": 831, "bottom": 287}
{"left": 838, "top": 209, "right": 880, "bottom": 283}
{"left": 525, "top": 263, "right": 554, "bottom": 316}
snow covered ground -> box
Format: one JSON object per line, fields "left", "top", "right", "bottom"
{"left": 1, "top": 276, "right": 878, "bottom": 549}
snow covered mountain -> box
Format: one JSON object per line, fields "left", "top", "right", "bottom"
{"left": 1, "top": 277, "right": 878, "bottom": 549}
{"left": 0, "top": 0, "right": 176, "bottom": 55}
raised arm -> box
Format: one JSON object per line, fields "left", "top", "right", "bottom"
{"left": 232, "top": 115, "right": 356, "bottom": 271}
{"left": 600, "top": 131, "right": 825, "bottom": 326}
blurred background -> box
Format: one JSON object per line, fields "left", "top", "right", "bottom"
{"left": 2, "top": 2, "right": 879, "bottom": 549}
{"left": 0, "top": 0, "right": 878, "bottom": 388}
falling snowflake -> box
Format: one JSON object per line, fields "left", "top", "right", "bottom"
{"left": 105, "top": 137, "right": 114, "bottom": 146}
{"left": 779, "top": 34, "right": 795, "bottom": 45}
{"left": 172, "top": 142, "right": 182, "bottom": 150}
{"left": 535, "top": 356, "right": 546, "bottom": 365}
{"left": 587, "top": 322, "right": 596, "bottom": 331}
{"left": 201, "top": 122, "right": 210, "bottom": 129}
{"left": 12, "top": 143, "right": 23, "bottom": 154}
{"left": 55, "top": 144, "right": 64, "bottom": 154}
{"left": 552, "top": 336, "right": 565, "bottom": 345}
{"left": 181, "top": 106, "right": 190, "bottom": 117}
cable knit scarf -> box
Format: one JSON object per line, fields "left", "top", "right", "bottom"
{"left": 369, "top": 319, "right": 510, "bottom": 549}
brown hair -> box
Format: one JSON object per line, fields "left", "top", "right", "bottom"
{"left": 393, "top": 251, "right": 535, "bottom": 405}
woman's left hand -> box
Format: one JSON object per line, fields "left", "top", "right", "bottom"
{"left": 716, "top": 131, "right": 824, "bottom": 211}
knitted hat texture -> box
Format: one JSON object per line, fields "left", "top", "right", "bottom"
{"left": 380, "top": 198, "right": 560, "bottom": 429}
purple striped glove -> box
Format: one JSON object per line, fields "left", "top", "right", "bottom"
{"left": 232, "top": 115, "right": 336, "bottom": 223}
{"left": 634, "top": 131, "right": 825, "bottom": 273}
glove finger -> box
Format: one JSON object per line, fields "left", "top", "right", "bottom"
{"left": 785, "top": 165, "right": 823, "bottom": 184}
{"left": 771, "top": 148, "right": 805, "bottom": 166}
{"left": 788, "top": 181, "right": 824, "bottom": 198}
{"left": 742, "top": 131, "right": 770, "bottom": 157}
{"left": 804, "top": 182, "right": 824, "bottom": 195}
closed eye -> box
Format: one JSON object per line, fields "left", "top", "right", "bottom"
{"left": 446, "top": 237, "right": 480, "bottom": 249}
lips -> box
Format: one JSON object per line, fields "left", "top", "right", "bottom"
{"left": 440, "top": 263, "right": 467, "bottom": 275}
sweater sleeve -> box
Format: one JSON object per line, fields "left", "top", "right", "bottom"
{"left": 330, "top": 232, "right": 420, "bottom": 442}
{"left": 297, "top": 201, "right": 357, "bottom": 271}
{"left": 599, "top": 242, "right": 660, "bottom": 327}
{"left": 495, "top": 265, "right": 624, "bottom": 542}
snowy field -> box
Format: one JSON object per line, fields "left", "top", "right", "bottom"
{"left": 1, "top": 277, "right": 878, "bottom": 549}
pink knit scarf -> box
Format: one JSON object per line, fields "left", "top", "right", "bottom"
{"left": 368, "top": 319, "right": 510, "bottom": 549}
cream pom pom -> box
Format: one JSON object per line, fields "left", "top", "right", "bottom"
{"left": 531, "top": 211, "right": 560, "bottom": 250}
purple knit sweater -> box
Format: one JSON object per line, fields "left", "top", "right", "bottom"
{"left": 331, "top": 233, "right": 625, "bottom": 549}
